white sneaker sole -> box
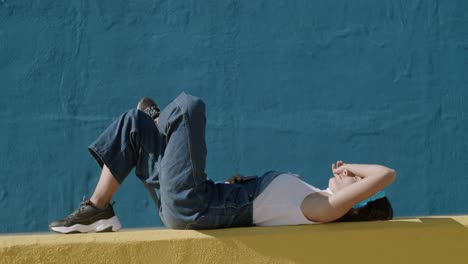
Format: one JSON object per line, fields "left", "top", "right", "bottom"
{"left": 51, "top": 216, "right": 122, "bottom": 234}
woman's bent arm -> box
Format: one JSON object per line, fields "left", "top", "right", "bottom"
{"left": 301, "top": 163, "right": 396, "bottom": 223}
{"left": 333, "top": 163, "right": 396, "bottom": 179}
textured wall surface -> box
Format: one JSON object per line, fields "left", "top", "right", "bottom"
{"left": 0, "top": 0, "right": 467, "bottom": 232}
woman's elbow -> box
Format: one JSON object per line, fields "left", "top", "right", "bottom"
{"left": 385, "top": 168, "right": 397, "bottom": 183}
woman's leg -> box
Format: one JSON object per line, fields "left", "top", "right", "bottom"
{"left": 87, "top": 92, "right": 212, "bottom": 229}
{"left": 156, "top": 92, "right": 211, "bottom": 228}
{"left": 88, "top": 108, "right": 166, "bottom": 204}
{"left": 50, "top": 108, "right": 164, "bottom": 233}
{"left": 90, "top": 165, "right": 120, "bottom": 208}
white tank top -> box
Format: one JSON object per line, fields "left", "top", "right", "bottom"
{"left": 253, "top": 173, "right": 332, "bottom": 226}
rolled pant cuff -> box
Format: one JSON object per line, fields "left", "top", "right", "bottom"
{"left": 88, "top": 144, "right": 126, "bottom": 184}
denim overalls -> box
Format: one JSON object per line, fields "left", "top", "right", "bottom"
{"left": 88, "top": 92, "right": 281, "bottom": 229}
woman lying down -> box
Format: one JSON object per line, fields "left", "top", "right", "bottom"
{"left": 49, "top": 93, "right": 396, "bottom": 233}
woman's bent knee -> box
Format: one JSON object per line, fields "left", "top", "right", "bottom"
{"left": 176, "top": 92, "right": 206, "bottom": 117}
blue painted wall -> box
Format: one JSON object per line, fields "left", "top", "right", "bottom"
{"left": 0, "top": 0, "right": 467, "bottom": 232}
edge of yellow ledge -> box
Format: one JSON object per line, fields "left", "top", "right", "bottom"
{"left": 1, "top": 215, "right": 468, "bottom": 264}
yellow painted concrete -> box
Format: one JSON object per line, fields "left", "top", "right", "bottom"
{"left": 1, "top": 216, "right": 468, "bottom": 264}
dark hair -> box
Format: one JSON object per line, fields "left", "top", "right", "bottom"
{"left": 334, "top": 197, "right": 393, "bottom": 222}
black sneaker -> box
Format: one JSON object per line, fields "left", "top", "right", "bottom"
{"left": 49, "top": 199, "right": 122, "bottom": 234}
{"left": 137, "top": 97, "right": 160, "bottom": 120}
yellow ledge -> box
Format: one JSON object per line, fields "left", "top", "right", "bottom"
{"left": 1, "top": 216, "right": 468, "bottom": 264}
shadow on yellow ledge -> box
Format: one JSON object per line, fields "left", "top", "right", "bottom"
{"left": 1, "top": 216, "right": 468, "bottom": 264}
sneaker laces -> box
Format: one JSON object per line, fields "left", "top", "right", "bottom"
{"left": 65, "top": 198, "right": 87, "bottom": 218}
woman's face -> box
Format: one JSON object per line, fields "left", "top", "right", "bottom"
{"left": 328, "top": 174, "right": 362, "bottom": 193}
